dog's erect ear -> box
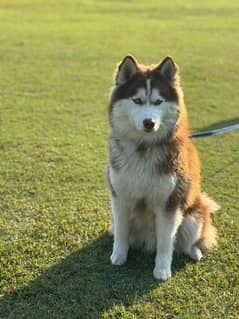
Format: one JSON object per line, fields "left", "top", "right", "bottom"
{"left": 156, "top": 56, "right": 178, "bottom": 83}
{"left": 116, "top": 55, "right": 138, "bottom": 85}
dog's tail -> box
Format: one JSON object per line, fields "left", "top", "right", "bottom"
{"left": 198, "top": 193, "right": 220, "bottom": 251}
{"left": 201, "top": 192, "right": 220, "bottom": 214}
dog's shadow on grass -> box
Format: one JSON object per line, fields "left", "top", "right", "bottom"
{"left": 0, "top": 234, "right": 190, "bottom": 318}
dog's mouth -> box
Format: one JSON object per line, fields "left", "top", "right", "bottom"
{"left": 144, "top": 128, "right": 154, "bottom": 133}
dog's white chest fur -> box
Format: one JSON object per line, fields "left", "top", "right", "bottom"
{"left": 109, "top": 142, "right": 176, "bottom": 206}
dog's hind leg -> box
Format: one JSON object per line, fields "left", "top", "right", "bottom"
{"left": 176, "top": 193, "right": 219, "bottom": 260}
{"left": 176, "top": 214, "right": 203, "bottom": 261}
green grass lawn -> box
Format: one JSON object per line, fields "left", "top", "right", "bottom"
{"left": 0, "top": 0, "right": 238, "bottom": 318}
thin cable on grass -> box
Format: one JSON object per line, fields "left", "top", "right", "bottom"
{"left": 190, "top": 123, "right": 239, "bottom": 138}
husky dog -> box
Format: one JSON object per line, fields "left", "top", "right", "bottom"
{"left": 107, "top": 56, "right": 219, "bottom": 280}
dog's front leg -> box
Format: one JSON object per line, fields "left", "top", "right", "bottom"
{"left": 153, "top": 208, "right": 183, "bottom": 280}
{"left": 110, "top": 197, "right": 130, "bottom": 266}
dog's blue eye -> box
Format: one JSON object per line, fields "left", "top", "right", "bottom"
{"left": 154, "top": 99, "right": 163, "bottom": 106}
{"left": 132, "top": 98, "right": 143, "bottom": 105}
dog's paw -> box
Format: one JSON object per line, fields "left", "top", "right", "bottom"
{"left": 110, "top": 250, "right": 127, "bottom": 266}
{"left": 189, "top": 247, "right": 203, "bottom": 261}
{"left": 153, "top": 266, "right": 171, "bottom": 281}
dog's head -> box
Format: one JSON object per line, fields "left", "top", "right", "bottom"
{"left": 109, "top": 56, "right": 184, "bottom": 142}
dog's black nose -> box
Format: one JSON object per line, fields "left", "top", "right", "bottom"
{"left": 143, "top": 118, "right": 155, "bottom": 130}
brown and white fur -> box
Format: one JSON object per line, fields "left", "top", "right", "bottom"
{"left": 107, "top": 55, "right": 219, "bottom": 280}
